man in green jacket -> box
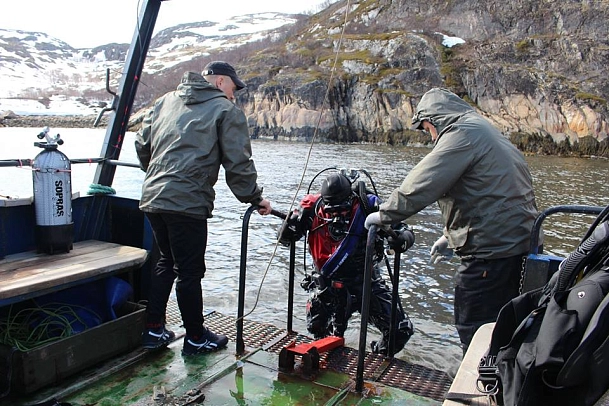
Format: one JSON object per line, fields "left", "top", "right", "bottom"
{"left": 136, "top": 61, "right": 272, "bottom": 356}
{"left": 365, "top": 88, "right": 539, "bottom": 352}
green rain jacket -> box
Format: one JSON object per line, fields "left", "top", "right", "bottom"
{"left": 379, "top": 88, "right": 538, "bottom": 259}
{"left": 135, "top": 72, "right": 263, "bottom": 219}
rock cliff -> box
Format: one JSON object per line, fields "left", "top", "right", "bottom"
{"left": 236, "top": 0, "right": 608, "bottom": 155}
{"left": 2, "top": 1, "right": 608, "bottom": 157}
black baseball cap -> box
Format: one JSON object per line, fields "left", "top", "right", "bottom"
{"left": 202, "top": 61, "right": 246, "bottom": 90}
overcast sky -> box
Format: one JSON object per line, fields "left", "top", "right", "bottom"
{"left": 1, "top": 0, "right": 328, "bottom": 48}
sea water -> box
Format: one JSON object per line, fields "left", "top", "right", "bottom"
{"left": 1, "top": 127, "right": 607, "bottom": 374}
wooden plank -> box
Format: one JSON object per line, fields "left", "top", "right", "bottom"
{"left": 443, "top": 323, "right": 495, "bottom": 406}
{"left": 0, "top": 192, "right": 78, "bottom": 208}
{"left": 0, "top": 240, "right": 148, "bottom": 301}
{"left": 1, "top": 248, "right": 146, "bottom": 294}
{"left": 0, "top": 240, "right": 105, "bottom": 272}
{"left": 1, "top": 244, "right": 143, "bottom": 277}
{"left": 0, "top": 196, "right": 32, "bottom": 207}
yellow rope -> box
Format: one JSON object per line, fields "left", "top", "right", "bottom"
{"left": 0, "top": 302, "right": 102, "bottom": 351}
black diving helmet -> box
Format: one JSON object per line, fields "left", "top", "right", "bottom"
{"left": 321, "top": 173, "right": 353, "bottom": 213}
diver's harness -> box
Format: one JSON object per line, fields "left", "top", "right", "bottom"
{"left": 299, "top": 168, "right": 380, "bottom": 286}
{"left": 298, "top": 168, "right": 412, "bottom": 320}
{"left": 314, "top": 194, "right": 378, "bottom": 278}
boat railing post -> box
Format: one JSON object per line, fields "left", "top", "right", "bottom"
{"left": 356, "top": 224, "right": 377, "bottom": 392}
{"left": 237, "top": 208, "right": 288, "bottom": 355}
{"left": 269, "top": 209, "right": 293, "bottom": 331}
{"left": 287, "top": 241, "right": 296, "bottom": 333}
{"left": 93, "top": 0, "right": 162, "bottom": 187}
{"left": 528, "top": 205, "right": 604, "bottom": 254}
{"left": 387, "top": 251, "right": 401, "bottom": 358}
{"left": 237, "top": 205, "right": 257, "bottom": 355}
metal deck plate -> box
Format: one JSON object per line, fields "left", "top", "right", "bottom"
{"left": 167, "top": 299, "right": 452, "bottom": 402}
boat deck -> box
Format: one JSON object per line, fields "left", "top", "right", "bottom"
{"left": 203, "top": 312, "right": 453, "bottom": 402}
{"left": 7, "top": 299, "right": 453, "bottom": 405}
{"left": 443, "top": 323, "right": 495, "bottom": 406}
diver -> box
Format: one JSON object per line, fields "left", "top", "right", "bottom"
{"left": 278, "top": 169, "right": 415, "bottom": 355}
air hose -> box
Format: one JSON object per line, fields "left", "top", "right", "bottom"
{"left": 357, "top": 181, "right": 372, "bottom": 215}
{"left": 556, "top": 221, "right": 609, "bottom": 292}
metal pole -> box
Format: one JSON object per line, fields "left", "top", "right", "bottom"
{"left": 93, "top": 0, "right": 163, "bottom": 186}
{"left": 0, "top": 159, "right": 33, "bottom": 168}
{"left": 236, "top": 206, "right": 256, "bottom": 355}
{"left": 387, "top": 252, "right": 401, "bottom": 358}
{"left": 287, "top": 242, "right": 296, "bottom": 333}
{"left": 237, "top": 208, "right": 286, "bottom": 354}
{"left": 355, "top": 224, "right": 377, "bottom": 392}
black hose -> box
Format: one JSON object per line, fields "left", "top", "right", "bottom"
{"left": 306, "top": 166, "right": 337, "bottom": 194}
{"left": 359, "top": 168, "right": 379, "bottom": 196}
{"left": 556, "top": 221, "right": 609, "bottom": 292}
{"left": 357, "top": 181, "right": 372, "bottom": 215}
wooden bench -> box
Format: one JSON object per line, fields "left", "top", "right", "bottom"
{"left": 443, "top": 323, "right": 495, "bottom": 406}
{"left": 0, "top": 240, "right": 148, "bottom": 307}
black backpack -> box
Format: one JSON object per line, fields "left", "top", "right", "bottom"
{"left": 478, "top": 205, "right": 609, "bottom": 406}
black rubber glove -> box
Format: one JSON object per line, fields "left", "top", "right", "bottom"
{"left": 387, "top": 224, "right": 415, "bottom": 253}
{"left": 277, "top": 212, "right": 300, "bottom": 246}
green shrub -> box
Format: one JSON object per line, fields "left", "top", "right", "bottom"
{"left": 575, "top": 92, "right": 607, "bottom": 105}
{"left": 515, "top": 39, "right": 531, "bottom": 53}
{"left": 574, "top": 136, "right": 600, "bottom": 156}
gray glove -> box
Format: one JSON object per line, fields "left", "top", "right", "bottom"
{"left": 429, "top": 235, "right": 454, "bottom": 264}
{"left": 364, "top": 212, "right": 383, "bottom": 230}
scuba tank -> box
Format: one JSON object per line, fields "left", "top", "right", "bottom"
{"left": 32, "top": 127, "right": 73, "bottom": 254}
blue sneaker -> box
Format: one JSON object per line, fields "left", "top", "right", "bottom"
{"left": 182, "top": 327, "right": 228, "bottom": 356}
{"left": 142, "top": 325, "right": 175, "bottom": 349}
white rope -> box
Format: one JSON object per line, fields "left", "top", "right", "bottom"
{"left": 240, "top": 0, "right": 354, "bottom": 322}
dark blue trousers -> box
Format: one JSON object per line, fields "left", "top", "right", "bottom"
{"left": 454, "top": 253, "right": 525, "bottom": 352}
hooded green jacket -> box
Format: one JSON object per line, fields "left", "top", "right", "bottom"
{"left": 379, "top": 88, "right": 538, "bottom": 259}
{"left": 135, "top": 72, "right": 263, "bottom": 219}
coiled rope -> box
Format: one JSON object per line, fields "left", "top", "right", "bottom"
{"left": 0, "top": 302, "right": 102, "bottom": 352}
{"left": 87, "top": 183, "right": 116, "bottom": 195}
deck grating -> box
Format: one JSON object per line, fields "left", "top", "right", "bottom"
{"left": 165, "top": 299, "right": 453, "bottom": 402}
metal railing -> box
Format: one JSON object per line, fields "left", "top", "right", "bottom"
{"left": 236, "top": 207, "right": 289, "bottom": 354}
{"left": 234, "top": 208, "right": 411, "bottom": 394}
{"left": 0, "top": 157, "right": 139, "bottom": 169}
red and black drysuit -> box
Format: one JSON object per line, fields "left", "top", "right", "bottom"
{"left": 279, "top": 193, "right": 414, "bottom": 354}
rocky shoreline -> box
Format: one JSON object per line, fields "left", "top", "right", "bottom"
{"left": 2, "top": 110, "right": 607, "bottom": 158}
{"left": 0, "top": 111, "right": 110, "bottom": 129}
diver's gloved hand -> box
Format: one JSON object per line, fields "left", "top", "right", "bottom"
{"left": 387, "top": 224, "right": 415, "bottom": 253}
{"left": 277, "top": 212, "right": 300, "bottom": 246}
{"left": 364, "top": 212, "right": 383, "bottom": 230}
{"left": 429, "top": 235, "right": 453, "bottom": 264}
{"left": 300, "top": 274, "right": 314, "bottom": 291}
